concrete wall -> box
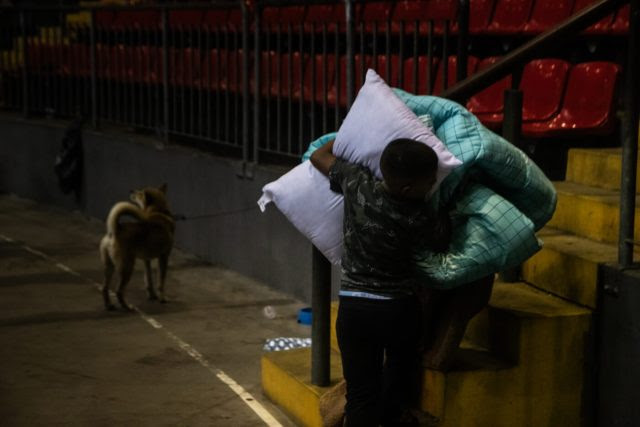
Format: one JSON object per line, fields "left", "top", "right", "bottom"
{"left": 0, "top": 115, "right": 340, "bottom": 303}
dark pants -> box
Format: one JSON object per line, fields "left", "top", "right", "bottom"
{"left": 336, "top": 295, "right": 421, "bottom": 427}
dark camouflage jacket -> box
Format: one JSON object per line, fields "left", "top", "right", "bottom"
{"left": 329, "top": 159, "right": 447, "bottom": 298}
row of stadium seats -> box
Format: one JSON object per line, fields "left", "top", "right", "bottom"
{"left": 467, "top": 59, "right": 620, "bottom": 136}
{"left": 90, "top": 0, "right": 630, "bottom": 36}
{"left": 20, "top": 38, "right": 620, "bottom": 137}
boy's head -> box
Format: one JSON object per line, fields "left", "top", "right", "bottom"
{"left": 380, "top": 138, "right": 438, "bottom": 200}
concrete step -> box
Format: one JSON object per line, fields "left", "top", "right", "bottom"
{"left": 425, "top": 283, "right": 591, "bottom": 426}
{"left": 521, "top": 227, "right": 623, "bottom": 308}
{"left": 548, "top": 181, "right": 640, "bottom": 244}
{"left": 565, "top": 147, "right": 640, "bottom": 191}
{"left": 262, "top": 283, "right": 592, "bottom": 426}
{"left": 262, "top": 348, "right": 344, "bottom": 427}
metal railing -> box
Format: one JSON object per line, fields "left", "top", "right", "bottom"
{"left": 0, "top": 1, "right": 466, "bottom": 165}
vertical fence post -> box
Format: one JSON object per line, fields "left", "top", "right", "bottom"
{"left": 311, "top": 245, "right": 331, "bottom": 387}
{"left": 456, "top": 0, "right": 469, "bottom": 82}
{"left": 618, "top": 0, "right": 640, "bottom": 267}
{"left": 253, "top": 3, "right": 261, "bottom": 166}
{"left": 161, "top": 8, "right": 169, "bottom": 148}
{"left": 89, "top": 9, "right": 98, "bottom": 129}
{"left": 344, "top": 0, "right": 355, "bottom": 109}
{"left": 241, "top": 0, "right": 251, "bottom": 176}
{"left": 19, "top": 10, "right": 28, "bottom": 117}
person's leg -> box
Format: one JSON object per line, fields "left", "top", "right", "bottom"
{"left": 337, "top": 297, "right": 385, "bottom": 427}
{"left": 423, "top": 275, "right": 495, "bottom": 371}
{"left": 380, "top": 297, "right": 422, "bottom": 425}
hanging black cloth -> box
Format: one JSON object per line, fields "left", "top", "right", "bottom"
{"left": 54, "top": 116, "right": 85, "bottom": 196}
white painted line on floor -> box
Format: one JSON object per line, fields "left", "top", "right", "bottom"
{"left": 0, "top": 233, "right": 283, "bottom": 427}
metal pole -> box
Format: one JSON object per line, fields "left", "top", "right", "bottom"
{"left": 161, "top": 8, "right": 169, "bottom": 147}
{"left": 618, "top": 0, "right": 640, "bottom": 267}
{"left": 19, "top": 10, "right": 28, "bottom": 117}
{"left": 500, "top": 74, "right": 524, "bottom": 283}
{"left": 456, "top": 0, "right": 470, "bottom": 82}
{"left": 345, "top": 0, "right": 355, "bottom": 109}
{"left": 89, "top": 10, "right": 98, "bottom": 129}
{"left": 502, "top": 70, "right": 523, "bottom": 149}
{"left": 253, "top": 3, "right": 261, "bottom": 165}
{"left": 241, "top": 0, "right": 250, "bottom": 170}
{"left": 311, "top": 245, "right": 331, "bottom": 387}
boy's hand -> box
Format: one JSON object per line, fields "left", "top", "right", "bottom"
{"left": 309, "top": 139, "right": 336, "bottom": 177}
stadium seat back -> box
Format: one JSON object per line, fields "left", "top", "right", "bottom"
{"left": 521, "top": 58, "right": 570, "bottom": 121}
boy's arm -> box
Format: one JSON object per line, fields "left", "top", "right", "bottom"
{"left": 309, "top": 139, "right": 336, "bottom": 176}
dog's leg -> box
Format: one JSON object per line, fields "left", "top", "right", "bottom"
{"left": 102, "top": 256, "right": 116, "bottom": 311}
{"left": 144, "top": 260, "right": 158, "bottom": 301}
{"left": 116, "top": 260, "right": 135, "bottom": 312}
{"left": 157, "top": 254, "right": 169, "bottom": 303}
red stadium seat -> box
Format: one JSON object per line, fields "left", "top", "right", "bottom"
{"left": 96, "top": 44, "right": 111, "bottom": 79}
{"left": 111, "top": 11, "right": 161, "bottom": 30}
{"left": 468, "top": 0, "right": 495, "bottom": 34}
{"left": 393, "top": 0, "right": 457, "bottom": 35}
{"left": 522, "top": 0, "right": 573, "bottom": 34}
{"left": 291, "top": 53, "right": 312, "bottom": 101}
{"left": 303, "top": 4, "right": 337, "bottom": 32}
{"left": 169, "top": 48, "right": 202, "bottom": 87}
{"left": 610, "top": 4, "right": 629, "bottom": 34}
{"left": 68, "top": 44, "right": 90, "bottom": 77}
{"left": 136, "top": 46, "right": 161, "bottom": 84}
{"left": 203, "top": 9, "right": 229, "bottom": 28}
{"left": 522, "top": 62, "right": 620, "bottom": 136}
{"left": 469, "top": 58, "right": 570, "bottom": 130}
{"left": 222, "top": 49, "right": 242, "bottom": 92}
{"left": 107, "top": 45, "right": 129, "bottom": 80}
{"left": 467, "top": 57, "right": 512, "bottom": 130}
{"left": 227, "top": 9, "right": 243, "bottom": 32}
{"left": 169, "top": 10, "right": 204, "bottom": 30}
{"left": 279, "top": 6, "right": 306, "bottom": 25}
{"left": 248, "top": 50, "right": 272, "bottom": 96}
{"left": 267, "top": 52, "right": 306, "bottom": 98}
{"left": 358, "top": 1, "right": 393, "bottom": 33}
{"left": 572, "top": 0, "right": 614, "bottom": 34}
{"left": 485, "top": 0, "right": 534, "bottom": 35}
{"left": 371, "top": 54, "right": 400, "bottom": 87}
{"left": 433, "top": 55, "right": 479, "bottom": 94}
{"left": 403, "top": 55, "right": 439, "bottom": 94}
{"left": 302, "top": 54, "right": 336, "bottom": 103}
{"left": 95, "top": 11, "right": 116, "bottom": 28}
{"left": 327, "top": 54, "right": 370, "bottom": 107}
{"left": 203, "top": 48, "right": 227, "bottom": 91}
{"left": 262, "top": 5, "right": 305, "bottom": 30}
{"left": 521, "top": 58, "right": 570, "bottom": 122}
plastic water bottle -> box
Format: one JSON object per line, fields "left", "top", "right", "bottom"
{"left": 263, "top": 305, "right": 277, "bottom": 319}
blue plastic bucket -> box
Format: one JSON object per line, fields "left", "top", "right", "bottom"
{"left": 297, "top": 307, "right": 312, "bottom": 325}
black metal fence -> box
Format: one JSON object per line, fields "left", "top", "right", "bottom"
{"left": 0, "top": 1, "right": 467, "bottom": 167}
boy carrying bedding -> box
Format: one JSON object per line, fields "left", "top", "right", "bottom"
{"left": 311, "top": 137, "right": 450, "bottom": 427}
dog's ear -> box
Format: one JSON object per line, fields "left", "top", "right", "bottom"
{"left": 159, "top": 183, "right": 168, "bottom": 194}
{"left": 130, "top": 189, "right": 146, "bottom": 206}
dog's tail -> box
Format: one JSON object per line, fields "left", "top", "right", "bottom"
{"left": 106, "top": 201, "right": 146, "bottom": 236}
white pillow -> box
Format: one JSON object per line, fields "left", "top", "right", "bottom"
{"left": 333, "top": 69, "right": 461, "bottom": 191}
{"left": 258, "top": 69, "right": 461, "bottom": 263}
{"left": 258, "top": 161, "right": 345, "bottom": 264}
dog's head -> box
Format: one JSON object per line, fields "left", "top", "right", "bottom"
{"left": 130, "top": 183, "right": 170, "bottom": 213}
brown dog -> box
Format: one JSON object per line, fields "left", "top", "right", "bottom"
{"left": 99, "top": 184, "right": 175, "bottom": 311}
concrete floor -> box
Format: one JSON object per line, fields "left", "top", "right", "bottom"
{"left": 0, "top": 193, "right": 310, "bottom": 426}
